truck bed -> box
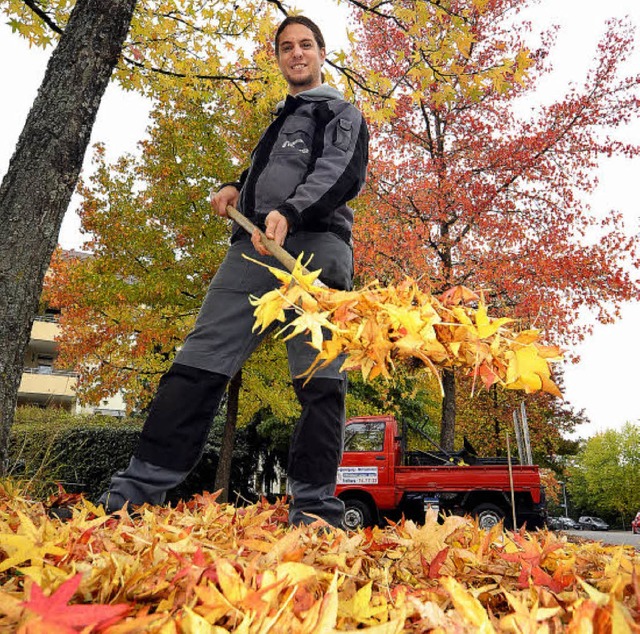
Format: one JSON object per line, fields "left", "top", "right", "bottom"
{"left": 394, "top": 464, "right": 543, "bottom": 501}
{"left": 405, "top": 450, "right": 512, "bottom": 466}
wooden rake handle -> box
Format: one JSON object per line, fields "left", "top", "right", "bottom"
{"left": 225, "top": 205, "right": 314, "bottom": 277}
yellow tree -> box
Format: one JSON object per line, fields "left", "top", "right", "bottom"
{"left": 0, "top": 0, "right": 285, "bottom": 468}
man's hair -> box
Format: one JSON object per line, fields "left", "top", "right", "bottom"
{"left": 274, "top": 16, "right": 326, "bottom": 56}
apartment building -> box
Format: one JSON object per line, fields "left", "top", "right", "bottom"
{"left": 17, "top": 308, "right": 126, "bottom": 416}
{"left": 18, "top": 308, "right": 77, "bottom": 411}
{"left": 17, "top": 251, "right": 126, "bottom": 416}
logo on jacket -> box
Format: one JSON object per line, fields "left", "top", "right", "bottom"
{"left": 282, "top": 139, "right": 309, "bottom": 154}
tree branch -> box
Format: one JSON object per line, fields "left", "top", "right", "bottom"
{"left": 265, "top": 0, "right": 289, "bottom": 17}
{"left": 21, "top": 0, "right": 63, "bottom": 35}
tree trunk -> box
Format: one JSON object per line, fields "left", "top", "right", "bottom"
{"left": 440, "top": 368, "right": 456, "bottom": 451}
{"left": 0, "top": 0, "right": 137, "bottom": 471}
{"left": 214, "top": 369, "right": 242, "bottom": 503}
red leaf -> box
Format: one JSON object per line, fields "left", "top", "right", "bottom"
{"left": 531, "top": 565, "right": 565, "bottom": 594}
{"left": 516, "top": 565, "right": 531, "bottom": 589}
{"left": 21, "top": 574, "right": 130, "bottom": 630}
{"left": 428, "top": 547, "right": 449, "bottom": 579}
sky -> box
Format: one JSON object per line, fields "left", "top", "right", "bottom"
{"left": 1, "top": 0, "right": 639, "bottom": 439}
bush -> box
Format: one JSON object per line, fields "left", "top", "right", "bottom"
{"left": 8, "top": 407, "right": 264, "bottom": 504}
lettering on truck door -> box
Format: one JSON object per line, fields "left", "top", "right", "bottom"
{"left": 338, "top": 420, "right": 391, "bottom": 487}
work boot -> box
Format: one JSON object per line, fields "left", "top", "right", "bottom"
{"left": 288, "top": 478, "right": 345, "bottom": 529}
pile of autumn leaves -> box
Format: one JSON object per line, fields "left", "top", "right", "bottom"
{"left": 248, "top": 257, "right": 563, "bottom": 396}
{"left": 0, "top": 487, "right": 638, "bottom": 633}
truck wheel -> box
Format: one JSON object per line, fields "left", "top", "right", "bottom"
{"left": 472, "top": 503, "right": 505, "bottom": 530}
{"left": 343, "top": 499, "right": 373, "bottom": 530}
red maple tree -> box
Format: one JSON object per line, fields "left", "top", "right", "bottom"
{"left": 347, "top": 0, "right": 640, "bottom": 448}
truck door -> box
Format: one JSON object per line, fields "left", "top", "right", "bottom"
{"left": 338, "top": 420, "right": 391, "bottom": 487}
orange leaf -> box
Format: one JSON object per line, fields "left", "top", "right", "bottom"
{"left": 428, "top": 547, "right": 449, "bottom": 579}
{"left": 440, "top": 286, "right": 480, "bottom": 307}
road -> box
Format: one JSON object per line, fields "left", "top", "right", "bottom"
{"left": 561, "top": 529, "right": 639, "bottom": 549}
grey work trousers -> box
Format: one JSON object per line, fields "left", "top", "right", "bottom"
{"left": 99, "top": 232, "right": 352, "bottom": 527}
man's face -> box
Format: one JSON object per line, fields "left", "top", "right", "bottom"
{"left": 276, "top": 24, "right": 326, "bottom": 95}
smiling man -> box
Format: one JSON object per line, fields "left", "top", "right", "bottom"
{"left": 98, "top": 16, "right": 369, "bottom": 529}
{"left": 276, "top": 20, "right": 326, "bottom": 94}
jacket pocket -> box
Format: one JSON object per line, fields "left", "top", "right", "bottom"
{"left": 273, "top": 116, "right": 314, "bottom": 158}
{"left": 333, "top": 118, "right": 352, "bottom": 152}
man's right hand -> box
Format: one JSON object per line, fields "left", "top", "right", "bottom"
{"left": 210, "top": 185, "right": 239, "bottom": 217}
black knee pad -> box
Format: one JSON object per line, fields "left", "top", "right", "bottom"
{"left": 135, "top": 363, "right": 228, "bottom": 471}
{"left": 288, "top": 378, "right": 346, "bottom": 483}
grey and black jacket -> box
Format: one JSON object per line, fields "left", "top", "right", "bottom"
{"left": 228, "top": 85, "right": 369, "bottom": 246}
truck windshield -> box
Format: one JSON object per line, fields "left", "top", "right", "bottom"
{"left": 344, "top": 421, "right": 385, "bottom": 452}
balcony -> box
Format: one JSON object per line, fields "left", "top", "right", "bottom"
{"left": 30, "top": 316, "right": 61, "bottom": 355}
{"left": 18, "top": 367, "right": 78, "bottom": 410}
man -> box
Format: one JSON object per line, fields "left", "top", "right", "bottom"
{"left": 98, "top": 16, "right": 369, "bottom": 528}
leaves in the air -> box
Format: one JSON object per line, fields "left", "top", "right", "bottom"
{"left": 249, "top": 256, "right": 563, "bottom": 396}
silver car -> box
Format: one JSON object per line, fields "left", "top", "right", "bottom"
{"left": 578, "top": 516, "right": 609, "bottom": 531}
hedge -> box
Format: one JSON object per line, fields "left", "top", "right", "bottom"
{"left": 7, "top": 407, "right": 265, "bottom": 505}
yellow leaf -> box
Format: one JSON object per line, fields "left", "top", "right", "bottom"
{"left": 0, "top": 590, "right": 23, "bottom": 622}
{"left": 452, "top": 306, "right": 474, "bottom": 326}
{"left": 16, "top": 564, "right": 68, "bottom": 587}
{"left": 249, "top": 289, "right": 288, "bottom": 332}
{"left": 216, "top": 559, "right": 247, "bottom": 603}
{"left": 514, "top": 329, "right": 541, "bottom": 345}
{"left": 274, "top": 561, "right": 317, "bottom": 585}
{"left": 506, "top": 345, "right": 560, "bottom": 394}
{"left": 258, "top": 569, "right": 281, "bottom": 606}
{"left": 193, "top": 584, "right": 234, "bottom": 622}
{"left": 278, "top": 310, "right": 334, "bottom": 351}
{"left": 0, "top": 528, "right": 67, "bottom": 573}
{"left": 339, "top": 580, "right": 372, "bottom": 621}
{"left": 440, "top": 576, "right": 495, "bottom": 633}
{"left": 578, "top": 578, "right": 610, "bottom": 606}
{"left": 475, "top": 304, "right": 512, "bottom": 339}
{"left": 180, "top": 606, "right": 219, "bottom": 633}
{"left": 314, "top": 571, "right": 339, "bottom": 633}
{"left": 611, "top": 600, "right": 634, "bottom": 633}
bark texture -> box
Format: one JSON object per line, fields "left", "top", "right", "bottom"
{"left": 0, "top": 0, "right": 138, "bottom": 470}
{"left": 440, "top": 368, "right": 456, "bottom": 451}
{"left": 214, "top": 370, "right": 242, "bottom": 503}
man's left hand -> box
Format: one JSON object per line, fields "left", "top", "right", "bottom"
{"left": 252, "top": 210, "right": 289, "bottom": 256}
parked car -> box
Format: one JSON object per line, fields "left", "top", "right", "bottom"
{"left": 557, "top": 516, "right": 581, "bottom": 530}
{"left": 578, "top": 516, "right": 609, "bottom": 531}
{"left": 631, "top": 512, "right": 640, "bottom": 534}
{"left": 546, "top": 516, "right": 560, "bottom": 530}
{"left": 547, "top": 516, "right": 581, "bottom": 531}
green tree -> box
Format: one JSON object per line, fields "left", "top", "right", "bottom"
{"left": 568, "top": 423, "right": 640, "bottom": 526}
{"left": 455, "top": 372, "right": 586, "bottom": 463}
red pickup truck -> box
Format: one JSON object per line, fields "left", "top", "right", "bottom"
{"left": 335, "top": 415, "right": 546, "bottom": 531}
